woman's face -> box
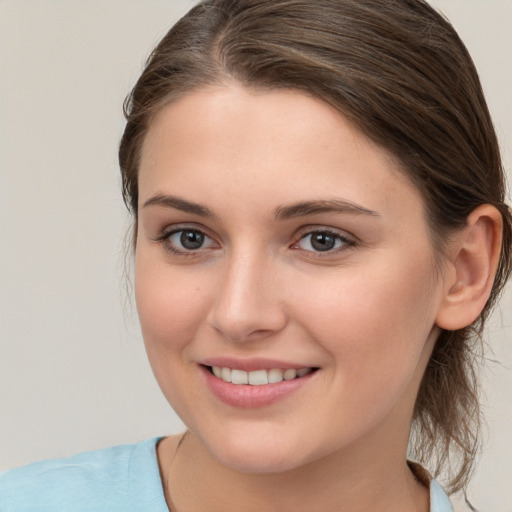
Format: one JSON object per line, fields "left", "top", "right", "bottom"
{"left": 135, "top": 84, "right": 446, "bottom": 473}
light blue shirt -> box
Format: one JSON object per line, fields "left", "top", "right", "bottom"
{"left": 0, "top": 437, "right": 453, "bottom": 511}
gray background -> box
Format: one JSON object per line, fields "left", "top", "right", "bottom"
{"left": 1, "top": 1, "right": 511, "bottom": 509}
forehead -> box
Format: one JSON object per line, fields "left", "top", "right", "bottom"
{"left": 138, "top": 84, "right": 425, "bottom": 226}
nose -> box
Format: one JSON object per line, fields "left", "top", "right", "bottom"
{"left": 206, "top": 249, "right": 287, "bottom": 342}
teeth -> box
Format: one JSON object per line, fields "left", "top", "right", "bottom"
{"left": 283, "top": 369, "right": 297, "bottom": 380}
{"left": 221, "top": 367, "right": 232, "bottom": 383}
{"left": 268, "top": 368, "right": 284, "bottom": 384}
{"left": 210, "top": 366, "right": 313, "bottom": 385}
{"left": 248, "top": 370, "right": 268, "bottom": 385}
{"left": 231, "top": 369, "right": 248, "bottom": 385}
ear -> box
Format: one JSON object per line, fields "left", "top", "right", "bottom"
{"left": 435, "top": 204, "right": 503, "bottom": 331}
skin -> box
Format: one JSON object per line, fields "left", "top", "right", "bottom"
{"left": 134, "top": 84, "right": 455, "bottom": 512}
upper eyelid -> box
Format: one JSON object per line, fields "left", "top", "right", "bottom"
{"left": 158, "top": 223, "right": 213, "bottom": 240}
{"left": 152, "top": 225, "right": 216, "bottom": 249}
{"left": 294, "top": 225, "right": 356, "bottom": 242}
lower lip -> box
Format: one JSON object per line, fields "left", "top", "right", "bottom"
{"left": 200, "top": 366, "right": 316, "bottom": 408}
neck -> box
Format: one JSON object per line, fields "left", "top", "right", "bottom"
{"left": 158, "top": 428, "right": 429, "bottom": 512}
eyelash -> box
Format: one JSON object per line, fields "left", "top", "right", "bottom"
{"left": 155, "top": 226, "right": 355, "bottom": 258}
{"left": 155, "top": 227, "right": 217, "bottom": 257}
{"left": 291, "top": 228, "right": 355, "bottom": 257}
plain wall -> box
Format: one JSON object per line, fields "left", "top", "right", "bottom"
{"left": 0, "top": 1, "right": 511, "bottom": 509}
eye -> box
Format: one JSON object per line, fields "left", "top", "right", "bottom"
{"left": 162, "top": 228, "right": 217, "bottom": 254}
{"left": 294, "top": 230, "right": 354, "bottom": 253}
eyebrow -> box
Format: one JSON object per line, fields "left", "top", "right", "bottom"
{"left": 142, "top": 194, "right": 217, "bottom": 219}
{"left": 142, "top": 194, "right": 379, "bottom": 221}
{"left": 273, "top": 199, "right": 379, "bottom": 220}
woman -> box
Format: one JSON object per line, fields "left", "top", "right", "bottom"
{"left": 1, "top": 0, "right": 511, "bottom": 511}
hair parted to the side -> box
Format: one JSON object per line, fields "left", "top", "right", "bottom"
{"left": 119, "top": 0, "right": 512, "bottom": 493}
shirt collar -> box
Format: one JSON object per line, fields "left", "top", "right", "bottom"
{"left": 408, "top": 461, "right": 454, "bottom": 512}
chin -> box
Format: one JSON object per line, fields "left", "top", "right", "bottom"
{"left": 199, "top": 428, "right": 313, "bottom": 474}
{"left": 216, "top": 450, "right": 306, "bottom": 475}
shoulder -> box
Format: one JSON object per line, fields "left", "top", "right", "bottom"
{"left": 0, "top": 438, "right": 165, "bottom": 512}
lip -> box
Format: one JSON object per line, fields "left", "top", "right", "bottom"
{"left": 200, "top": 357, "right": 311, "bottom": 372}
{"left": 199, "top": 363, "right": 317, "bottom": 409}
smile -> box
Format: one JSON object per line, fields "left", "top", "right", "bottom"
{"left": 210, "top": 366, "right": 314, "bottom": 385}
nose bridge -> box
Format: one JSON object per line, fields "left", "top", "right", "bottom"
{"left": 208, "top": 244, "right": 286, "bottom": 341}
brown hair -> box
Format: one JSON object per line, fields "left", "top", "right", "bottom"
{"left": 119, "top": 0, "right": 512, "bottom": 493}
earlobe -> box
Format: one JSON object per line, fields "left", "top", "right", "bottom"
{"left": 435, "top": 204, "right": 503, "bottom": 331}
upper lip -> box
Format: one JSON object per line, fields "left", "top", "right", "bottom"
{"left": 200, "top": 357, "right": 315, "bottom": 372}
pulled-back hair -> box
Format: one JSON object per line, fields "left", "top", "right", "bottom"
{"left": 119, "top": 0, "right": 512, "bottom": 492}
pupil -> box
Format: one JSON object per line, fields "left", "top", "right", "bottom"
{"left": 311, "top": 232, "right": 335, "bottom": 251}
{"left": 181, "top": 230, "right": 204, "bottom": 250}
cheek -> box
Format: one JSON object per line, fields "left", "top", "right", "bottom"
{"left": 134, "top": 253, "right": 218, "bottom": 421}
{"left": 289, "top": 259, "right": 439, "bottom": 442}
{"left": 134, "top": 253, "right": 211, "bottom": 357}
{"left": 293, "top": 254, "right": 438, "bottom": 382}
